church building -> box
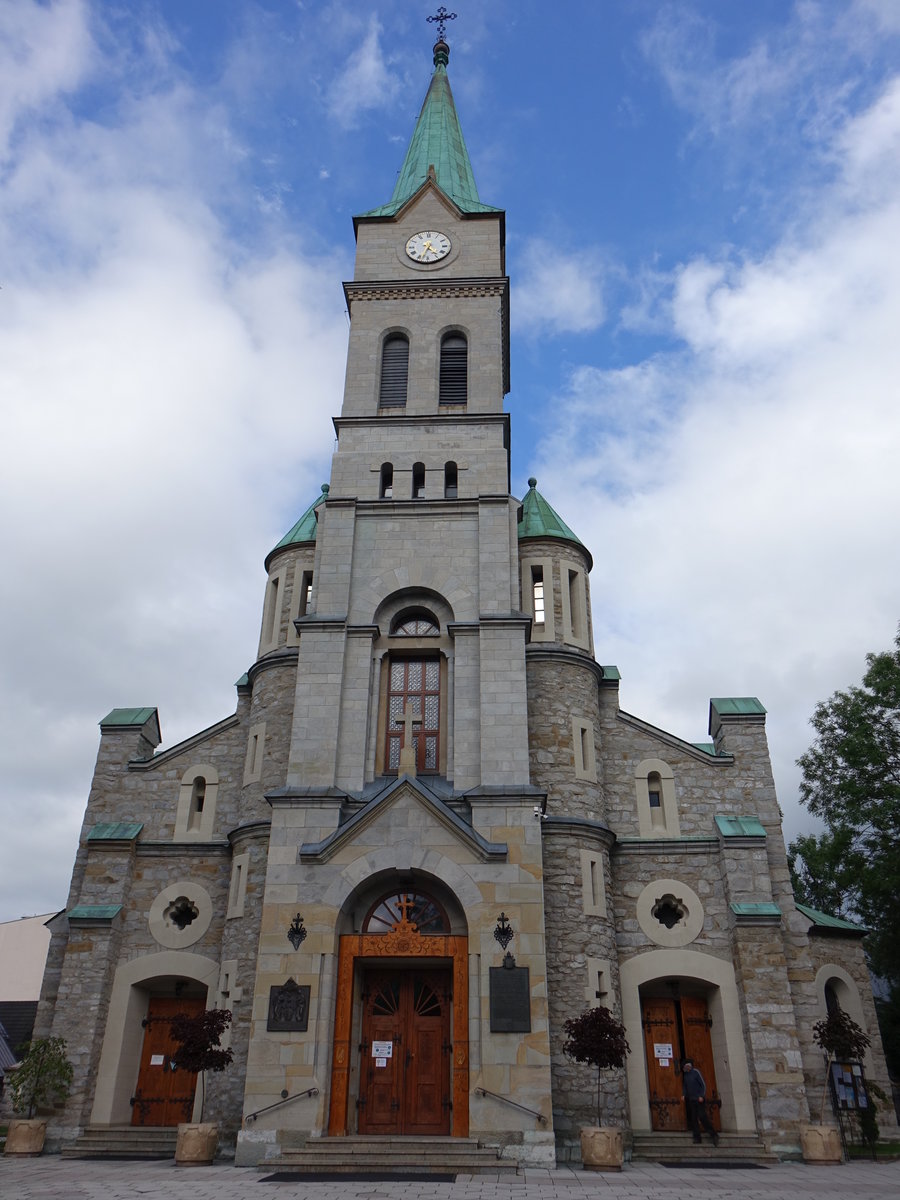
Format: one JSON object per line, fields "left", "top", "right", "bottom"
{"left": 33, "top": 31, "right": 893, "bottom": 1168}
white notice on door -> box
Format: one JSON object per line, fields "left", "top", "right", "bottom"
{"left": 653, "top": 1043, "right": 673, "bottom": 1059}
{"left": 150, "top": 1054, "right": 165, "bottom": 1066}
{"left": 375, "top": 1057, "right": 387, "bottom": 1068}
{"left": 371, "top": 1041, "right": 393, "bottom": 1058}
{"left": 659, "top": 1058, "right": 670, "bottom": 1067}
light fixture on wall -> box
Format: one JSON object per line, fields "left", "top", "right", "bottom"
{"left": 287, "top": 913, "right": 307, "bottom": 950}
{"left": 493, "top": 912, "right": 514, "bottom": 950}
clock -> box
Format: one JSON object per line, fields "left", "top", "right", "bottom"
{"left": 405, "top": 230, "right": 451, "bottom": 263}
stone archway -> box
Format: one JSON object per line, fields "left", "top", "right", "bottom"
{"left": 90, "top": 950, "right": 219, "bottom": 1126}
{"left": 620, "top": 949, "right": 756, "bottom": 1133}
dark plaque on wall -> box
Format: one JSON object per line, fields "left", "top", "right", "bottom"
{"left": 267, "top": 977, "right": 311, "bottom": 1032}
{"left": 489, "top": 958, "right": 531, "bottom": 1033}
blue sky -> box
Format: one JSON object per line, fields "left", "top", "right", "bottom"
{"left": 2, "top": 0, "right": 900, "bottom": 921}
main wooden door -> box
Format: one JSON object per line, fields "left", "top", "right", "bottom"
{"left": 131, "top": 996, "right": 204, "bottom": 1126}
{"left": 358, "top": 968, "right": 451, "bottom": 1135}
{"left": 641, "top": 995, "right": 721, "bottom": 1132}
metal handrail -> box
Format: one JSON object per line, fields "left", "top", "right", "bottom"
{"left": 243, "top": 1086, "right": 319, "bottom": 1125}
{"left": 474, "top": 1086, "right": 548, "bottom": 1124}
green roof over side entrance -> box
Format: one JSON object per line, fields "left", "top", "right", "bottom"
{"left": 357, "top": 41, "right": 501, "bottom": 219}
{"left": 266, "top": 484, "right": 329, "bottom": 568}
{"left": 517, "top": 478, "right": 590, "bottom": 566}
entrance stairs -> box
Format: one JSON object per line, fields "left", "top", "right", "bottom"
{"left": 261, "top": 1134, "right": 519, "bottom": 1176}
{"left": 61, "top": 1126, "right": 178, "bottom": 1159}
{"left": 631, "top": 1131, "right": 778, "bottom": 1166}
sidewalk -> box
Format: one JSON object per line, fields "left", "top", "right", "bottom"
{"left": 1, "top": 1157, "right": 898, "bottom": 1200}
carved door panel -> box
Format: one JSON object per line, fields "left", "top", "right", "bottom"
{"left": 358, "top": 973, "right": 404, "bottom": 1134}
{"left": 131, "top": 996, "right": 203, "bottom": 1126}
{"left": 403, "top": 974, "right": 449, "bottom": 1134}
{"left": 641, "top": 996, "right": 685, "bottom": 1131}
{"left": 359, "top": 969, "right": 450, "bottom": 1136}
{"left": 680, "top": 995, "right": 721, "bottom": 1131}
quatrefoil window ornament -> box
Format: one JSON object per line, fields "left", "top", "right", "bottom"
{"left": 652, "top": 894, "right": 686, "bottom": 930}
{"left": 165, "top": 897, "right": 199, "bottom": 931}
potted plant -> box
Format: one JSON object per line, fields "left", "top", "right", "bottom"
{"left": 563, "top": 1005, "right": 631, "bottom": 1171}
{"left": 4, "top": 1037, "right": 73, "bottom": 1156}
{"left": 169, "top": 1008, "right": 233, "bottom": 1166}
{"left": 801, "top": 1007, "right": 870, "bottom": 1164}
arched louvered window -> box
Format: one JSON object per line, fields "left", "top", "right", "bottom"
{"left": 379, "top": 335, "right": 409, "bottom": 408}
{"left": 412, "top": 462, "right": 426, "bottom": 499}
{"left": 439, "top": 333, "right": 467, "bottom": 406}
{"left": 444, "top": 461, "right": 458, "bottom": 498}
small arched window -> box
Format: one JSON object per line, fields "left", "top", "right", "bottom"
{"left": 380, "top": 335, "right": 409, "bottom": 408}
{"left": 444, "top": 461, "right": 458, "bottom": 498}
{"left": 412, "top": 462, "right": 426, "bottom": 499}
{"left": 380, "top": 463, "right": 393, "bottom": 499}
{"left": 439, "top": 333, "right": 467, "bottom": 405}
{"left": 189, "top": 776, "right": 206, "bottom": 831}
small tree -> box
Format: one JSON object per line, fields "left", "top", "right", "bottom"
{"left": 9, "top": 1037, "right": 73, "bottom": 1119}
{"left": 563, "top": 1006, "right": 630, "bottom": 1126}
{"left": 812, "top": 1008, "right": 870, "bottom": 1124}
{"left": 169, "top": 1008, "right": 233, "bottom": 1122}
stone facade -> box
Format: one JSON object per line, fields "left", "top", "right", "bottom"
{"left": 34, "top": 41, "right": 895, "bottom": 1168}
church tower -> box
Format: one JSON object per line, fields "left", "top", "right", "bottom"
{"left": 34, "top": 22, "right": 896, "bottom": 1172}
{"left": 237, "top": 32, "right": 557, "bottom": 1165}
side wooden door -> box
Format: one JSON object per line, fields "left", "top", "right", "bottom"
{"left": 132, "top": 996, "right": 203, "bottom": 1126}
{"left": 641, "top": 997, "right": 685, "bottom": 1130}
{"left": 680, "top": 995, "right": 721, "bottom": 1131}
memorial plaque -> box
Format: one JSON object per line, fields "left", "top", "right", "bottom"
{"left": 489, "top": 963, "right": 531, "bottom": 1032}
{"left": 267, "top": 977, "right": 311, "bottom": 1032}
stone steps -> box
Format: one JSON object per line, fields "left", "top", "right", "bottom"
{"left": 61, "top": 1125, "right": 178, "bottom": 1159}
{"left": 631, "top": 1131, "right": 777, "bottom": 1165}
{"left": 262, "top": 1134, "right": 519, "bottom": 1176}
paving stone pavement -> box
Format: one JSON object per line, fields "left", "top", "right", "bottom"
{"left": 1, "top": 1159, "right": 899, "bottom": 1200}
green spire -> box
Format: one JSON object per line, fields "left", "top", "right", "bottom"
{"left": 358, "top": 39, "right": 501, "bottom": 219}
{"left": 266, "top": 484, "right": 328, "bottom": 567}
{"left": 518, "top": 478, "right": 591, "bottom": 566}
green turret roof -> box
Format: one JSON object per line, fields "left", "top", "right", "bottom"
{"left": 266, "top": 484, "right": 328, "bottom": 567}
{"left": 518, "top": 478, "right": 590, "bottom": 566}
{"left": 358, "top": 40, "right": 501, "bottom": 219}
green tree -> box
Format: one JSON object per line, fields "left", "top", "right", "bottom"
{"left": 789, "top": 628, "right": 900, "bottom": 989}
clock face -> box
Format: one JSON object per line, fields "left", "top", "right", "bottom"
{"left": 405, "top": 230, "right": 451, "bottom": 263}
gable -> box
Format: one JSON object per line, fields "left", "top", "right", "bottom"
{"left": 299, "top": 776, "right": 507, "bottom": 865}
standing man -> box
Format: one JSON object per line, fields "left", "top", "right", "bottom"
{"left": 681, "top": 1058, "right": 719, "bottom": 1146}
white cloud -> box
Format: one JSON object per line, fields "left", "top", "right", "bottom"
{"left": 0, "top": 3, "right": 348, "bottom": 920}
{"left": 532, "top": 75, "right": 900, "bottom": 842}
{"left": 327, "top": 17, "right": 402, "bottom": 128}
{"left": 514, "top": 239, "right": 607, "bottom": 335}
{"left": 0, "top": 0, "right": 93, "bottom": 158}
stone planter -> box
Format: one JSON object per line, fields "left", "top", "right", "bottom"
{"left": 801, "top": 1125, "right": 843, "bottom": 1164}
{"left": 175, "top": 1122, "right": 218, "bottom": 1166}
{"left": 580, "top": 1126, "right": 624, "bottom": 1172}
{"left": 4, "top": 1118, "right": 48, "bottom": 1156}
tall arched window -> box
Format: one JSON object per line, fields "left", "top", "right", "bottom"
{"left": 412, "top": 462, "right": 426, "bottom": 499}
{"left": 380, "top": 335, "right": 409, "bottom": 408}
{"left": 380, "top": 463, "right": 393, "bottom": 498}
{"left": 444, "top": 461, "right": 458, "bottom": 498}
{"left": 439, "top": 333, "right": 467, "bottom": 405}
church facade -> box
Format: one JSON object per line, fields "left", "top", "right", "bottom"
{"left": 35, "top": 37, "right": 893, "bottom": 1166}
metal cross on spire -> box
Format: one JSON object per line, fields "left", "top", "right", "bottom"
{"left": 426, "top": 6, "right": 457, "bottom": 41}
